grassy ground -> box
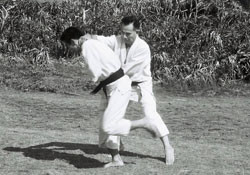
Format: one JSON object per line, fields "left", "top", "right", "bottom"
{"left": 0, "top": 86, "right": 249, "bottom": 175}
{"left": 0, "top": 53, "right": 250, "bottom": 174}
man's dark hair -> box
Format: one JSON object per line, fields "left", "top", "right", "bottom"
{"left": 60, "top": 27, "right": 84, "bottom": 44}
{"left": 121, "top": 15, "right": 140, "bottom": 30}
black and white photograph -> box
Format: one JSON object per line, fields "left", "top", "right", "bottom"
{"left": 0, "top": 0, "right": 249, "bottom": 174}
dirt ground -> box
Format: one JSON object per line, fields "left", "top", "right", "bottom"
{"left": 0, "top": 86, "right": 249, "bottom": 175}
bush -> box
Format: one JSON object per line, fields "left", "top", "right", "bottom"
{"left": 0, "top": 0, "right": 250, "bottom": 91}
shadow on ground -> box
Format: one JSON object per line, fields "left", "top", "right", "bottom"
{"left": 3, "top": 142, "right": 163, "bottom": 169}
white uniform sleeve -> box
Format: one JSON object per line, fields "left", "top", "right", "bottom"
{"left": 96, "top": 35, "right": 116, "bottom": 50}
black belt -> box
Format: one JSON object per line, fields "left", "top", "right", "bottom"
{"left": 91, "top": 68, "right": 124, "bottom": 94}
{"left": 131, "top": 81, "right": 142, "bottom": 86}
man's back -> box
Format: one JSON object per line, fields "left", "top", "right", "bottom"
{"left": 82, "top": 39, "right": 121, "bottom": 82}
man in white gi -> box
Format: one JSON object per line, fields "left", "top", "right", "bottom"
{"left": 60, "top": 27, "right": 162, "bottom": 168}
{"left": 84, "top": 15, "right": 175, "bottom": 165}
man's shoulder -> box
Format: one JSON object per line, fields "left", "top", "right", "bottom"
{"left": 137, "top": 36, "right": 149, "bottom": 46}
{"left": 136, "top": 36, "right": 150, "bottom": 50}
{"left": 83, "top": 39, "right": 108, "bottom": 52}
{"left": 84, "top": 39, "right": 103, "bottom": 47}
{"left": 97, "top": 34, "right": 117, "bottom": 40}
{"left": 83, "top": 39, "right": 116, "bottom": 54}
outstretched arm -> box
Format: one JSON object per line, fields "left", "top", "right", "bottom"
{"left": 83, "top": 34, "right": 116, "bottom": 50}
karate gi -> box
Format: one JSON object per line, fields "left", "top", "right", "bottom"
{"left": 81, "top": 39, "right": 133, "bottom": 149}
{"left": 97, "top": 35, "right": 170, "bottom": 149}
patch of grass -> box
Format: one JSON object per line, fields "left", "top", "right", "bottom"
{"left": 0, "top": 54, "right": 95, "bottom": 93}
{"left": 0, "top": 88, "right": 249, "bottom": 174}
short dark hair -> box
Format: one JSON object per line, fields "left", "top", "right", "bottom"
{"left": 60, "top": 27, "right": 84, "bottom": 44}
{"left": 121, "top": 15, "right": 140, "bottom": 30}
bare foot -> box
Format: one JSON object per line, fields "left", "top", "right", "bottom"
{"left": 104, "top": 160, "right": 124, "bottom": 168}
{"left": 165, "top": 146, "right": 174, "bottom": 165}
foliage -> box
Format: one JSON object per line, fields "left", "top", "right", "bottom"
{"left": 0, "top": 0, "right": 250, "bottom": 91}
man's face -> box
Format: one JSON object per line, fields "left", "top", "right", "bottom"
{"left": 121, "top": 23, "right": 137, "bottom": 47}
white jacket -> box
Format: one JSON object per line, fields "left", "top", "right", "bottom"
{"left": 82, "top": 39, "right": 121, "bottom": 83}
{"left": 96, "top": 35, "right": 152, "bottom": 82}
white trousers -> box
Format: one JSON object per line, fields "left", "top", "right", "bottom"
{"left": 99, "top": 78, "right": 169, "bottom": 150}
{"left": 99, "top": 75, "right": 132, "bottom": 149}
{"left": 137, "top": 80, "right": 169, "bottom": 136}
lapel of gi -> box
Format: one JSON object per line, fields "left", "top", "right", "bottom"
{"left": 118, "top": 36, "right": 127, "bottom": 66}
{"left": 126, "top": 35, "right": 140, "bottom": 63}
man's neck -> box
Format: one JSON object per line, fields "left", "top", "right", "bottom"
{"left": 125, "top": 43, "right": 131, "bottom": 49}
{"left": 125, "top": 35, "right": 137, "bottom": 48}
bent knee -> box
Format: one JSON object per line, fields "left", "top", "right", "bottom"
{"left": 101, "top": 122, "right": 116, "bottom": 135}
